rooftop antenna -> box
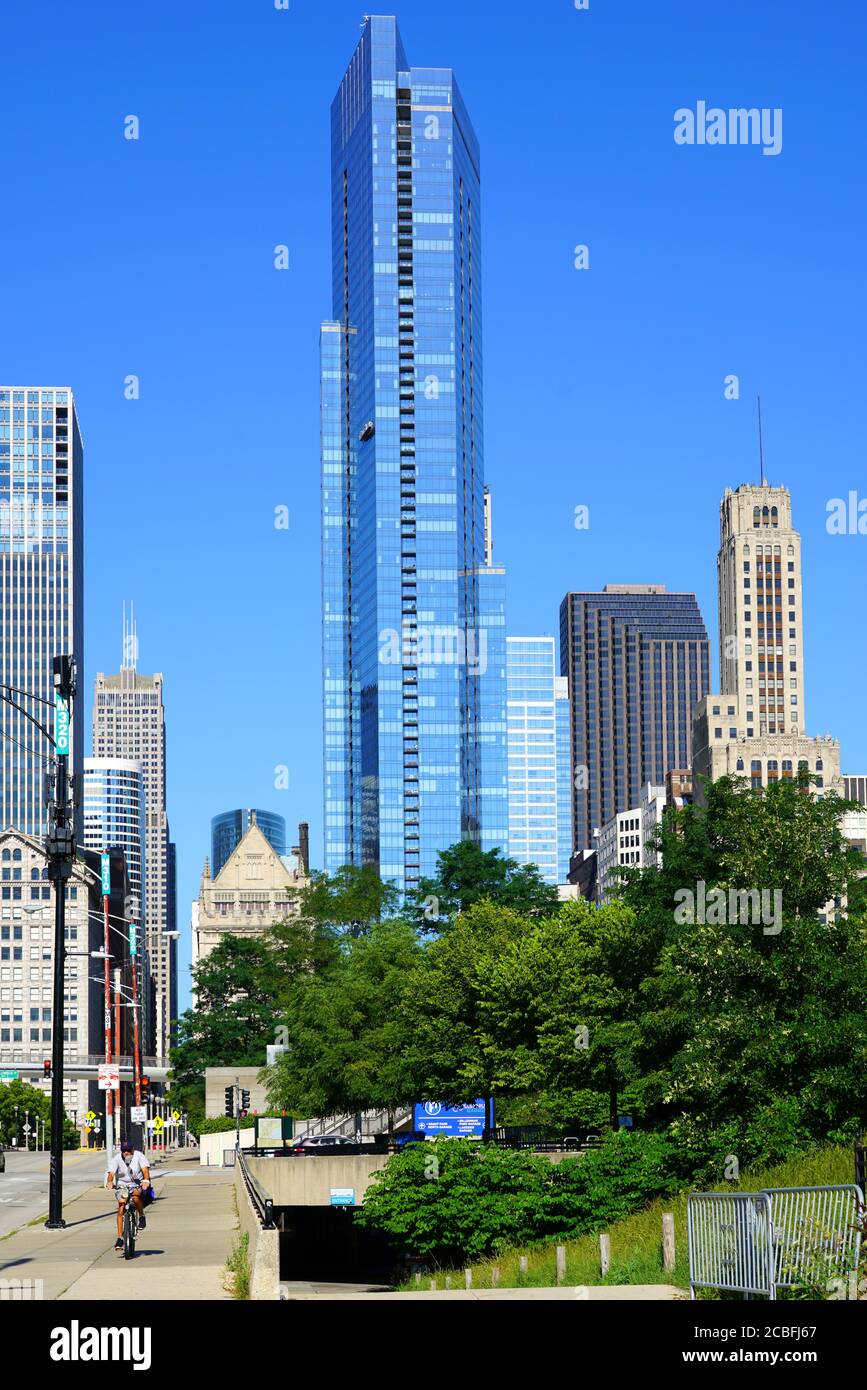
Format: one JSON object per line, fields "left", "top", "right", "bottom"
{"left": 757, "top": 394, "right": 766, "bottom": 486}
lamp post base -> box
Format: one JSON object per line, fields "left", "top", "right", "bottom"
{"left": 44, "top": 1219, "right": 66, "bottom": 1230}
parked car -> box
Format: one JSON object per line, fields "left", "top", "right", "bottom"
{"left": 290, "top": 1134, "right": 355, "bottom": 1151}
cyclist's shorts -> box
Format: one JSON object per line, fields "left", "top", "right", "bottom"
{"left": 115, "top": 1182, "right": 142, "bottom": 1203}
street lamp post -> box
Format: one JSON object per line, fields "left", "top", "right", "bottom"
{"left": 45, "top": 655, "right": 76, "bottom": 1229}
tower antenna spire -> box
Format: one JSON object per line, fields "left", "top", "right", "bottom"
{"left": 757, "top": 394, "right": 766, "bottom": 486}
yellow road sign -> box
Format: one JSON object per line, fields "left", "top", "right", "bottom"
{"left": 85, "top": 1110, "right": 96, "bottom": 1122}
{"left": 171, "top": 1110, "right": 180, "bottom": 1122}
{"left": 153, "top": 1116, "right": 164, "bottom": 1132}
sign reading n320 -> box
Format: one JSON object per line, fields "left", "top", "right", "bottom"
{"left": 54, "top": 694, "right": 71, "bottom": 755}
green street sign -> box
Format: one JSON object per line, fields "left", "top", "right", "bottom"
{"left": 100, "top": 853, "right": 111, "bottom": 896}
{"left": 0, "top": 1070, "right": 19, "bottom": 1083}
{"left": 55, "top": 693, "right": 71, "bottom": 756}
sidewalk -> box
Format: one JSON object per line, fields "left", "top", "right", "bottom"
{"left": 0, "top": 1151, "right": 238, "bottom": 1301}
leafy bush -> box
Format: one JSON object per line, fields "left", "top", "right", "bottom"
{"left": 356, "top": 1131, "right": 681, "bottom": 1266}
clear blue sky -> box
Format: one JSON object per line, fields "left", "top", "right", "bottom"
{"left": 1, "top": 1, "right": 865, "bottom": 1011}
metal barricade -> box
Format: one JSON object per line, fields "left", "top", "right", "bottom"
{"left": 688, "top": 1191, "right": 775, "bottom": 1299}
{"left": 763, "top": 1185, "right": 863, "bottom": 1294}
{"left": 688, "top": 1184, "right": 864, "bottom": 1299}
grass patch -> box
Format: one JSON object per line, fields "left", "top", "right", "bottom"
{"left": 225, "top": 1231, "right": 251, "bottom": 1300}
{"left": 399, "top": 1143, "right": 853, "bottom": 1292}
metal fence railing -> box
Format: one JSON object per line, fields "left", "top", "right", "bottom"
{"left": 237, "top": 1147, "right": 274, "bottom": 1229}
{"left": 688, "top": 1192, "right": 775, "bottom": 1299}
{"left": 763, "top": 1185, "right": 863, "bottom": 1294}
{"left": 688, "top": 1184, "right": 864, "bottom": 1300}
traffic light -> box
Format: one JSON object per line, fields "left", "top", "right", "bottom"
{"left": 240, "top": 1090, "right": 251, "bottom": 1112}
{"left": 43, "top": 1059, "right": 52, "bottom": 1080}
{"left": 140, "top": 1075, "right": 150, "bottom": 1094}
{"left": 224, "top": 1085, "right": 235, "bottom": 1118}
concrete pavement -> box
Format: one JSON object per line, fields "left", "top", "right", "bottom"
{"left": 0, "top": 1149, "right": 109, "bottom": 1238}
{"left": 0, "top": 1151, "right": 238, "bottom": 1300}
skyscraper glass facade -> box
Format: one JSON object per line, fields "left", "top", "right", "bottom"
{"left": 321, "top": 15, "right": 507, "bottom": 895}
{"left": 0, "top": 387, "right": 83, "bottom": 840}
{"left": 560, "top": 586, "right": 711, "bottom": 851}
{"left": 506, "top": 637, "right": 571, "bottom": 885}
{"left": 82, "top": 757, "right": 147, "bottom": 923}
{"left": 210, "top": 808, "right": 287, "bottom": 878}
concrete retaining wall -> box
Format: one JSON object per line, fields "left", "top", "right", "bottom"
{"left": 234, "top": 1163, "right": 280, "bottom": 1301}
{"left": 245, "top": 1153, "right": 390, "bottom": 1207}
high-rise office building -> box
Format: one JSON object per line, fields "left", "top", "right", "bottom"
{"left": 211, "top": 808, "right": 286, "bottom": 879}
{"left": 92, "top": 616, "right": 176, "bottom": 1057}
{"left": 561, "top": 585, "right": 711, "bottom": 851}
{"left": 321, "top": 15, "right": 507, "bottom": 894}
{"left": 506, "top": 636, "right": 572, "bottom": 885}
{"left": 0, "top": 386, "right": 83, "bottom": 841}
{"left": 82, "top": 757, "right": 147, "bottom": 922}
{"left": 693, "top": 483, "right": 841, "bottom": 794}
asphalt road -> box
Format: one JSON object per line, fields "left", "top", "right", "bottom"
{"left": 0, "top": 1148, "right": 110, "bottom": 1238}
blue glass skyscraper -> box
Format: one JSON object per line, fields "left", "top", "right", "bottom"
{"left": 321, "top": 16, "right": 507, "bottom": 894}
{"left": 506, "top": 637, "right": 572, "bottom": 886}
{"left": 210, "top": 808, "right": 287, "bottom": 878}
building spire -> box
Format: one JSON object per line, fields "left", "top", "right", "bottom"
{"left": 122, "top": 600, "right": 138, "bottom": 671}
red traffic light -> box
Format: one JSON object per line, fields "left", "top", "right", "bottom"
{"left": 43, "top": 1059, "right": 52, "bottom": 1079}
{"left": 140, "top": 1075, "right": 150, "bottom": 1091}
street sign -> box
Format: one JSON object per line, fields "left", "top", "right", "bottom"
{"left": 0, "top": 1070, "right": 18, "bottom": 1083}
{"left": 85, "top": 1109, "right": 96, "bottom": 1123}
{"left": 413, "top": 1100, "right": 488, "bottom": 1138}
{"left": 100, "top": 852, "right": 111, "bottom": 896}
{"left": 54, "top": 693, "right": 70, "bottom": 755}
{"left": 330, "top": 1188, "right": 355, "bottom": 1207}
{"left": 171, "top": 1110, "right": 180, "bottom": 1122}
{"left": 129, "top": 925, "right": 137, "bottom": 957}
{"left": 22, "top": 1124, "right": 32, "bottom": 1134}
{"left": 130, "top": 1106, "right": 146, "bottom": 1124}
{"left": 97, "top": 1063, "right": 119, "bottom": 1092}
{"left": 152, "top": 1116, "right": 164, "bottom": 1133}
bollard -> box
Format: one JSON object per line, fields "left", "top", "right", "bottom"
{"left": 556, "top": 1246, "right": 566, "bottom": 1285}
{"left": 519, "top": 1255, "right": 528, "bottom": 1277}
{"left": 491, "top": 1266, "right": 500, "bottom": 1288}
{"left": 662, "top": 1212, "right": 676, "bottom": 1273}
{"left": 600, "top": 1233, "right": 611, "bottom": 1278}
{"left": 464, "top": 1268, "right": 472, "bottom": 1289}
{"left": 445, "top": 1275, "right": 452, "bottom": 1290}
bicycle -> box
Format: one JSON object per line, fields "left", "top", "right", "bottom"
{"left": 117, "top": 1182, "right": 140, "bottom": 1260}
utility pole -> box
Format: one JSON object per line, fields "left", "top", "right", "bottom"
{"left": 100, "top": 854, "right": 114, "bottom": 1160}
{"left": 45, "top": 654, "right": 76, "bottom": 1229}
{"left": 114, "top": 968, "right": 122, "bottom": 1142}
{"left": 235, "top": 1074, "right": 240, "bottom": 1153}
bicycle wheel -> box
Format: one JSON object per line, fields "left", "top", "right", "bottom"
{"left": 123, "top": 1202, "right": 136, "bottom": 1260}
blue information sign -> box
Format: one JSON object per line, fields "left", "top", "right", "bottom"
{"left": 413, "top": 1100, "right": 488, "bottom": 1138}
{"left": 100, "top": 853, "right": 111, "bottom": 896}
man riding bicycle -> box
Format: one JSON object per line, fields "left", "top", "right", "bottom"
{"left": 107, "top": 1139, "right": 151, "bottom": 1252}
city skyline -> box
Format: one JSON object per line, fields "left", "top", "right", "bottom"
{"left": 1, "top": 2, "right": 865, "bottom": 1011}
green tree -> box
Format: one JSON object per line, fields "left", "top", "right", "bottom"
{"left": 297, "top": 864, "right": 400, "bottom": 937}
{"left": 412, "top": 840, "right": 560, "bottom": 929}
{"left": 622, "top": 774, "right": 867, "bottom": 1172}
{"left": 266, "top": 917, "right": 422, "bottom": 1135}
{"left": 170, "top": 936, "right": 282, "bottom": 1089}
{"left": 0, "top": 1078, "right": 78, "bottom": 1150}
{"left": 399, "top": 900, "right": 533, "bottom": 1122}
